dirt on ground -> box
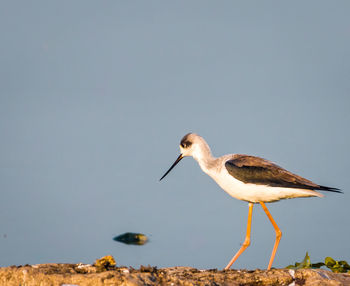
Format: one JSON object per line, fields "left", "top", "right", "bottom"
{"left": 1, "top": 263, "right": 350, "bottom": 285}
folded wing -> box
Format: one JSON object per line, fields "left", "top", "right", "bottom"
{"left": 225, "top": 155, "right": 341, "bottom": 192}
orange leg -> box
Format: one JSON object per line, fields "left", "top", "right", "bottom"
{"left": 259, "top": 202, "right": 282, "bottom": 270}
{"left": 224, "top": 202, "right": 254, "bottom": 270}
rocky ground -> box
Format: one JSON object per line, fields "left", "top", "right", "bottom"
{"left": 1, "top": 263, "right": 350, "bottom": 286}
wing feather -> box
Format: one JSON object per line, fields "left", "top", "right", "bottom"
{"left": 225, "top": 154, "right": 341, "bottom": 192}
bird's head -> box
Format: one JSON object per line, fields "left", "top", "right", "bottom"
{"left": 179, "top": 133, "right": 199, "bottom": 157}
{"left": 160, "top": 133, "right": 210, "bottom": 181}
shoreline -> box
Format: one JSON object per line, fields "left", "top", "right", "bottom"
{"left": 1, "top": 263, "right": 350, "bottom": 285}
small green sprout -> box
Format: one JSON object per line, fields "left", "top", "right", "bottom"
{"left": 286, "top": 252, "right": 324, "bottom": 269}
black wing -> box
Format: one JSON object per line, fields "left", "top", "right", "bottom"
{"left": 225, "top": 155, "right": 341, "bottom": 192}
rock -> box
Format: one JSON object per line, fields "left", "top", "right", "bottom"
{"left": 93, "top": 255, "right": 117, "bottom": 272}
{"left": 0, "top": 264, "right": 349, "bottom": 285}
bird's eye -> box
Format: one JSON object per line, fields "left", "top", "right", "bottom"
{"left": 180, "top": 140, "right": 192, "bottom": 148}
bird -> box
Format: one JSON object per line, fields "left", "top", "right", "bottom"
{"left": 159, "top": 133, "right": 341, "bottom": 270}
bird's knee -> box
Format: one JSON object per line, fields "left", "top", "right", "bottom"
{"left": 242, "top": 238, "right": 251, "bottom": 247}
{"left": 276, "top": 229, "right": 282, "bottom": 240}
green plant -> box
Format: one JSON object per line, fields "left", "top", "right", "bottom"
{"left": 286, "top": 252, "right": 324, "bottom": 269}
{"left": 324, "top": 257, "right": 350, "bottom": 273}
{"left": 286, "top": 252, "right": 350, "bottom": 273}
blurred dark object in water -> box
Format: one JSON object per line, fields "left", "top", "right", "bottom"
{"left": 113, "top": 232, "right": 148, "bottom": 245}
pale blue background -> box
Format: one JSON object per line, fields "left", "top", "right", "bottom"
{"left": 0, "top": 1, "right": 349, "bottom": 269}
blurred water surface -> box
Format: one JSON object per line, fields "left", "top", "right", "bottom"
{"left": 0, "top": 1, "right": 349, "bottom": 269}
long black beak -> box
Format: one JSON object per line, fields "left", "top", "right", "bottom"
{"left": 159, "top": 154, "right": 184, "bottom": 181}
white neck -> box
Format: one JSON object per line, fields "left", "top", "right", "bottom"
{"left": 192, "top": 142, "right": 216, "bottom": 174}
